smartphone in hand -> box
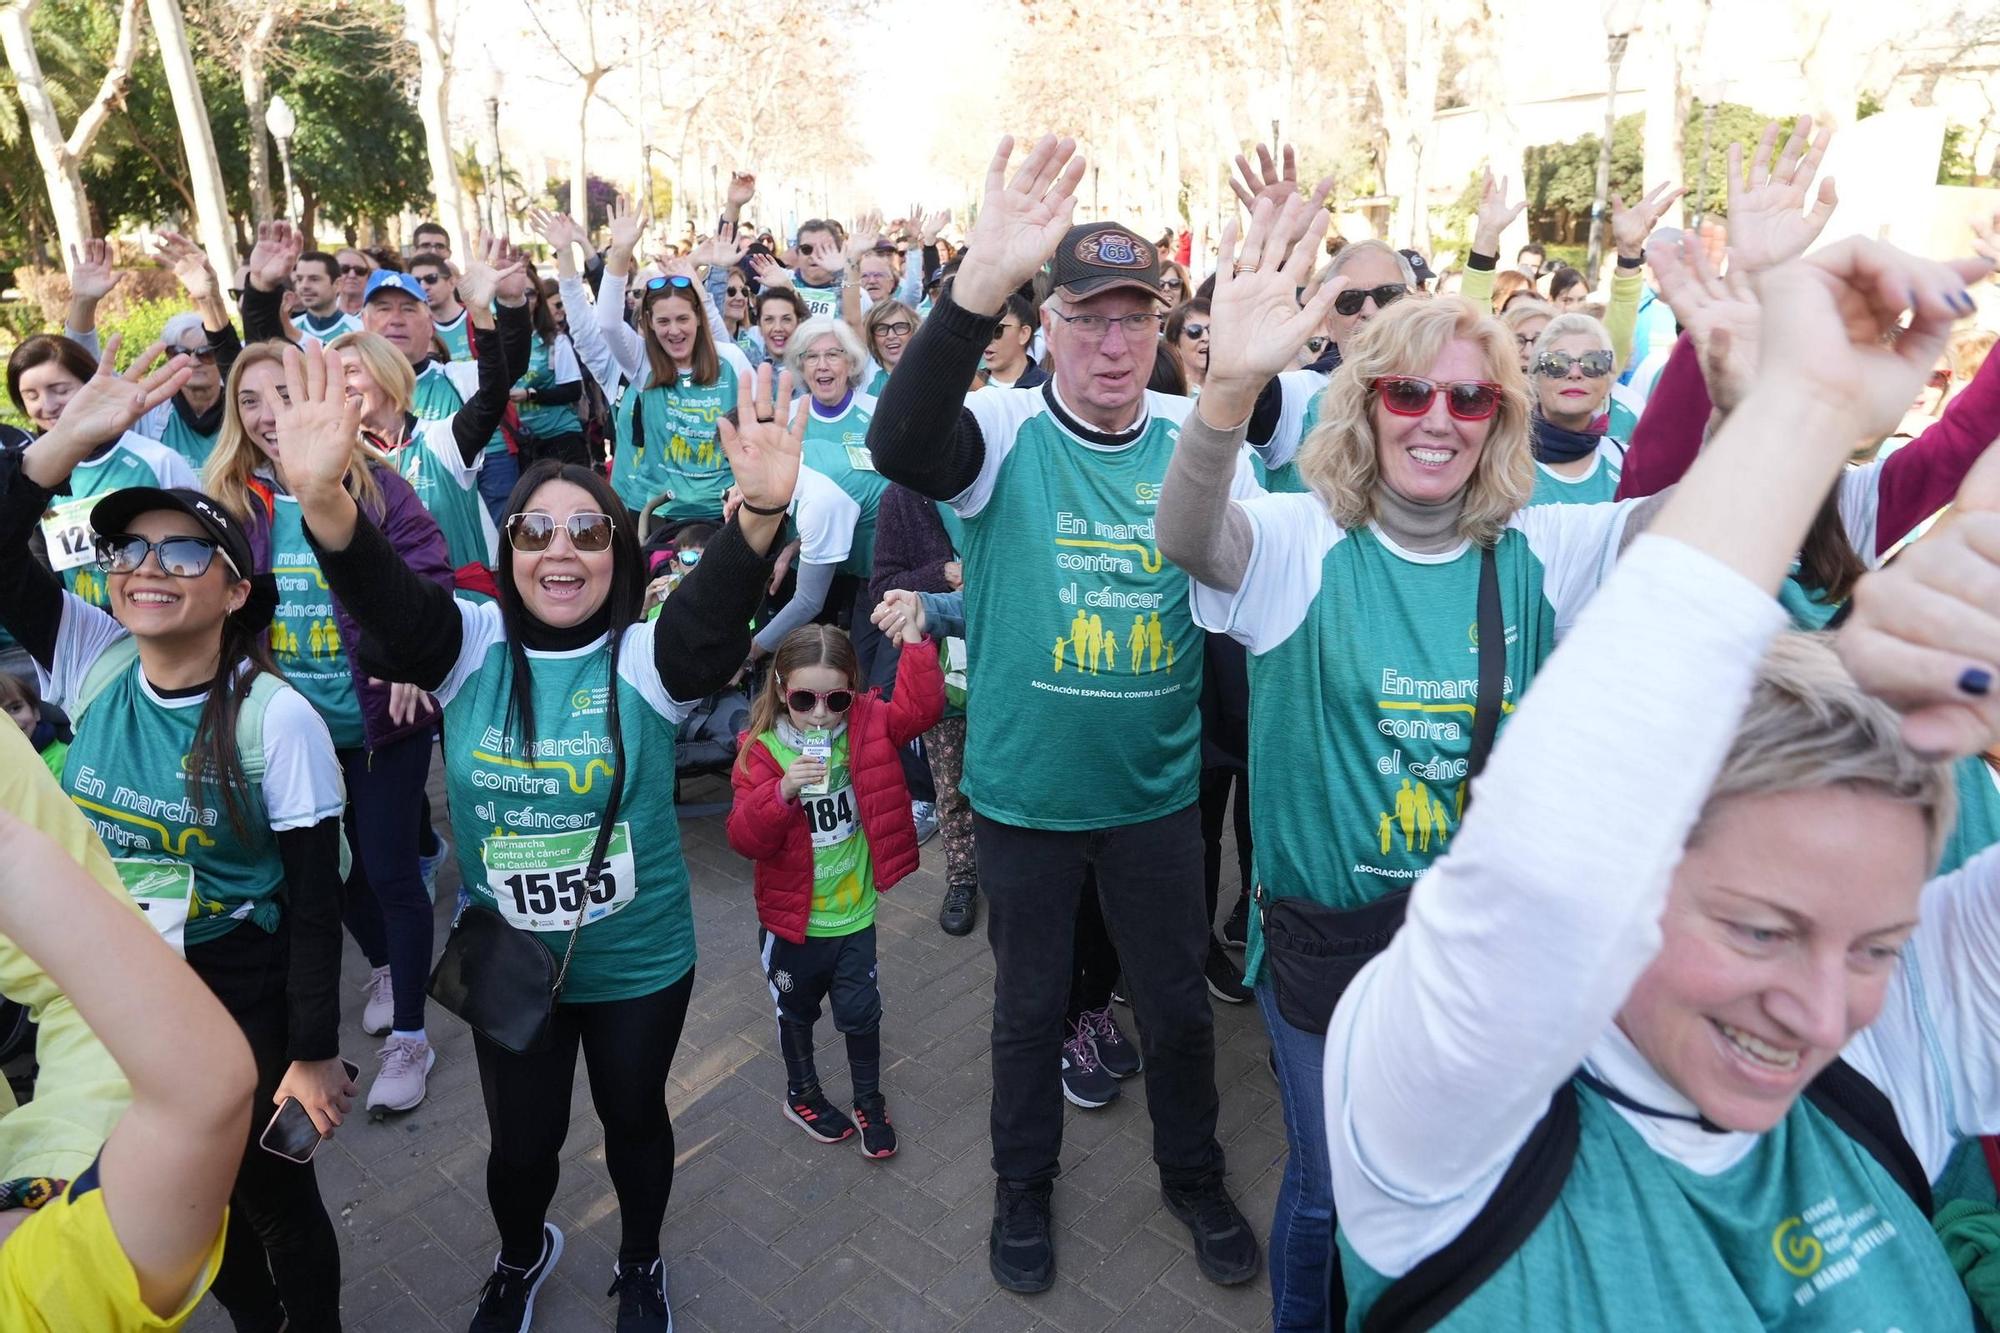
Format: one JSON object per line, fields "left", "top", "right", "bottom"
{"left": 259, "top": 1057, "right": 360, "bottom": 1163}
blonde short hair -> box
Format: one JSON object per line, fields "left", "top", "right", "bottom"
{"left": 1532, "top": 312, "right": 1613, "bottom": 364}
{"left": 1296, "top": 296, "right": 1534, "bottom": 546}
{"left": 1499, "top": 300, "right": 1557, "bottom": 337}
{"left": 327, "top": 330, "right": 415, "bottom": 417}
{"left": 1695, "top": 633, "right": 1956, "bottom": 870}
{"left": 785, "top": 316, "right": 868, "bottom": 389}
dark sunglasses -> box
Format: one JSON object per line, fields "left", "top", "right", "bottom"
{"left": 1333, "top": 284, "right": 1407, "bottom": 317}
{"left": 1371, "top": 376, "right": 1504, "bottom": 421}
{"left": 1180, "top": 323, "right": 1208, "bottom": 341}
{"left": 725, "top": 285, "right": 748, "bottom": 297}
{"left": 338, "top": 263, "right": 369, "bottom": 277}
{"left": 505, "top": 510, "right": 616, "bottom": 552}
{"left": 96, "top": 533, "right": 233, "bottom": 578}
{"left": 183, "top": 343, "right": 220, "bottom": 363}
{"left": 415, "top": 272, "right": 448, "bottom": 285}
{"left": 645, "top": 275, "right": 694, "bottom": 292}
{"left": 785, "top": 687, "right": 854, "bottom": 714}
{"left": 1534, "top": 349, "right": 1615, "bottom": 379}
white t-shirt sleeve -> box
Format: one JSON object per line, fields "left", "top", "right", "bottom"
{"left": 952, "top": 388, "right": 1044, "bottom": 518}
{"left": 442, "top": 359, "right": 483, "bottom": 403}
{"left": 38, "top": 593, "right": 131, "bottom": 710}
{"left": 550, "top": 334, "right": 581, "bottom": 385}
{"left": 1514, "top": 498, "right": 1644, "bottom": 634}
{"left": 419, "top": 418, "right": 484, "bottom": 489}
{"left": 1836, "top": 460, "right": 1886, "bottom": 569}
{"left": 619, "top": 619, "right": 698, "bottom": 720}
{"left": 117, "top": 432, "right": 198, "bottom": 489}
{"left": 1188, "top": 491, "right": 1338, "bottom": 654}
{"left": 559, "top": 276, "right": 621, "bottom": 394}
{"left": 431, "top": 600, "right": 509, "bottom": 708}
{"left": 1253, "top": 369, "right": 1328, "bottom": 472}
{"left": 791, "top": 465, "right": 858, "bottom": 566}
{"left": 258, "top": 687, "right": 347, "bottom": 831}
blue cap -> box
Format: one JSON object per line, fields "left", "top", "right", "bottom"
{"left": 364, "top": 270, "right": 427, "bottom": 304}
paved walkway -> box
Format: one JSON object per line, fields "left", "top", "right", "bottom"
{"left": 188, "top": 772, "right": 1281, "bottom": 1332}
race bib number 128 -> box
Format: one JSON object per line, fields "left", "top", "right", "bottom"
{"left": 483, "top": 823, "right": 637, "bottom": 932}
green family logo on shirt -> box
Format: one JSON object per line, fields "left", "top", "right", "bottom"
{"left": 1050, "top": 513, "right": 1178, "bottom": 677}
{"left": 1771, "top": 1194, "right": 1901, "bottom": 1307}
{"left": 1362, "top": 638, "right": 1519, "bottom": 870}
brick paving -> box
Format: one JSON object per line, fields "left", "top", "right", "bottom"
{"left": 187, "top": 770, "right": 1281, "bottom": 1332}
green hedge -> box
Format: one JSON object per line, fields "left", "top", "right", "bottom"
{"left": 0, "top": 296, "right": 192, "bottom": 433}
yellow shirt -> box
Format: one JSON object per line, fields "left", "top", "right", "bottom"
{"left": 0, "top": 1158, "right": 222, "bottom": 1330}
{"left": 0, "top": 723, "right": 135, "bottom": 1181}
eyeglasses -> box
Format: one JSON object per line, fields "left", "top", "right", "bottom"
{"left": 1534, "top": 349, "right": 1615, "bottom": 379}
{"left": 1180, "top": 323, "right": 1208, "bottom": 341}
{"left": 1048, "top": 310, "right": 1163, "bottom": 342}
{"left": 96, "top": 533, "right": 233, "bottom": 578}
{"left": 645, "top": 275, "right": 694, "bottom": 292}
{"left": 415, "top": 272, "right": 447, "bottom": 285}
{"left": 505, "top": 510, "right": 616, "bottom": 552}
{"left": 784, "top": 687, "right": 854, "bottom": 714}
{"left": 338, "top": 264, "right": 369, "bottom": 277}
{"left": 876, "top": 320, "right": 914, "bottom": 337}
{"left": 1333, "top": 284, "right": 1407, "bottom": 317}
{"left": 1370, "top": 376, "right": 1505, "bottom": 421}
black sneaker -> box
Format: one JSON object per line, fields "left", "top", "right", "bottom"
{"left": 1203, "top": 938, "right": 1252, "bottom": 1004}
{"left": 1161, "top": 1176, "right": 1261, "bottom": 1285}
{"left": 1222, "top": 897, "right": 1250, "bottom": 950}
{"left": 939, "top": 881, "right": 978, "bottom": 936}
{"left": 853, "top": 1094, "right": 897, "bottom": 1159}
{"left": 783, "top": 1083, "right": 857, "bottom": 1144}
{"left": 469, "top": 1222, "right": 563, "bottom": 1332}
{"left": 1078, "top": 1002, "right": 1143, "bottom": 1079}
{"left": 1060, "top": 1021, "right": 1119, "bottom": 1108}
{"left": 605, "top": 1257, "right": 672, "bottom": 1332}
{"left": 988, "top": 1179, "right": 1055, "bottom": 1292}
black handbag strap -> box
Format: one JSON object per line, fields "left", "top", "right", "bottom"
{"left": 549, "top": 635, "right": 628, "bottom": 997}
{"left": 1463, "top": 543, "right": 1504, "bottom": 804}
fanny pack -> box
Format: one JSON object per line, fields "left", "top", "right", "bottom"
{"left": 1260, "top": 544, "right": 1502, "bottom": 1035}
{"left": 428, "top": 651, "right": 627, "bottom": 1055}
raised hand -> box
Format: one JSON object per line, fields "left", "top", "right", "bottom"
{"left": 246, "top": 220, "right": 305, "bottom": 294}
{"left": 1611, "top": 180, "right": 1686, "bottom": 260}
{"left": 688, "top": 228, "right": 748, "bottom": 270}
{"left": 920, "top": 207, "right": 951, "bottom": 246}
{"left": 717, "top": 363, "right": 805, "bottom": 517}
{"left": 527, "top": 207, "right": 587, "bottom": 256}
{"left": 1755, "top": 237, "right": 1986, "bottom": 442}
{"left": 1470, "top": 169, "right": 1527, "bottom": 256}
{"left": 66, "top": 237, "right": 126, "bottom": 305}
{"left": 1647, "top": 231, "right": 1761, "bottom": 412}
{"left": 725, "top": 171, "right": 757, "bottom": 210}
{"left": 151, "top": 230, "right": 217, "bottom": 303}
{"left": 1838, "top": 445, "right": 2000, "bottom": 758}
{"left": 271, "top": 341, "right": 363, "bottom": 502}
{"left": 459, "top": 235, "right": 527, "bottom": 309}
{"left": 953, "top": 134, "right": 1087, "bottom": 312}
{"left": 40, "top": 335, "right": 191, "bottom": 457}
{"left": 749, "top": 252, "right": 794, "bottom": 289}
{"left": 1725, "top": 116, "right": 1838, "bottom": 274}
{"left": 1201, "top": 193, "right": 1343, "bottom": 419}
{"left": 845, "top": 210, "right": 884, "bottom": 264}
{"left": 605, "top": 204, "right": 647, "bottom": 273}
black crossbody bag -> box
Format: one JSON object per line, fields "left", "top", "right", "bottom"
{"left": 428, "top": 658, "right": 628, "bottom": 1056}
{"left": 1259, "top": 544, "right": 1503, "bottom": 1035}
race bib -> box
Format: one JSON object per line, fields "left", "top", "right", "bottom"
{"left": 483, "top": 823, "right": 637, "bottom": 932}
{"left": 114, "top": 858, "right": 192, "bottom": 956}
{"left": 844, "top": 445, "right": 878, "bottom": 473}
{"left": 801, "top": 784, "right": 858, "bottom": 849}
{"left": 39, "top": 496, "right": 99, "bottom": 573}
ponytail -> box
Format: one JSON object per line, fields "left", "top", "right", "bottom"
{"left": 187, "top": 613, "right": 284, "bottom": 841}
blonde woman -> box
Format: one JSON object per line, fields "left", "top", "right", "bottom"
{"left": 205, "top": 339, "right": 458, "bottom": 1113}
{"left": 1526, "top": 312, "right": 1627, "bottom": 505}
{"left": 1156, "top": 194, "right": 1648, "bottom": 1330}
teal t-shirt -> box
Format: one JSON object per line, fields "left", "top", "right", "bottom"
{"left": 801, "top": 394, "right": 885, "bottom": 578}
{"left": 438, "top": 602, "right": 696, "bottom": 1002}
{"left": 515, "top": 335, "right": 579, "bottom": 440}
{"left": 267, "top": 495, "right": 362, "bottom": 749}
{"left": 413, "top": 357, "right": 505, "bottom": 460}
{"left": 434, "top": 311, "right": 473, "bottom": 363}
{"left": 956, "top": 390, "right": 1206, "bottom": 829}
{"left": 1340, "top": 1081, "right": 1970, "bottom": 1330}
{"left": 759, "top": 727, "right": 876, "bottom": 937}
{"left": 866, "top": 366, "right": 890, "bottom": 397}
{"left": 1529, "top": 439, "right": 1625, "bottom": 507}
{"left": 611, "top": 360, "right": 744, "bottom": 520}
{"left": 156, "top": 407, "right": 218, "bottom": 473}
{"left": 389, "top": 421, "right": 495, "bottom": 571}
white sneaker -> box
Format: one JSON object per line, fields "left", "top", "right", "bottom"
{"left": 911, "top": 800, "right": 940, "bottom": 846}
{"left": 365, "top": 1033, "right": 435, "bottom": 1112}
{"left": 361, "top": 965, "right": 393, "bottom": 1036}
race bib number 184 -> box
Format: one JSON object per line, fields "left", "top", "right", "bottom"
{"left": 483, "top": 823, "right": 637, "bottom": 932}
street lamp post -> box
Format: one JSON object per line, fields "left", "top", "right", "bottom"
{"left": 265, "top": 94, "right": 298, "bottom": 223}
{"left": 1585, "top": 0, "right": 1641, "bottom": 284}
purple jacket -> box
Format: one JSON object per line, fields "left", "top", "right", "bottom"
{"left": 244, "top": 463, "right": 455, "bottom": 752}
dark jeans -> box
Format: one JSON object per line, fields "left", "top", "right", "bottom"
{"left": 760, "top": 925, "right": 882, "bottom": 1101}
{"left": 338, "top": 731, "right": 436, "bottom": 1032}
{"left": 477, "top": 447, "right": 519, "bottom": 524}
{"left": 475, "top": 971, "right": 695, "bottom": 1268}
{"left": 190, "top": 926, "right": 342, "bottom": 1333}
{"left": 976, "top": 804, "right": 1222, "bottom": 1186}
{"left": 1200, "top": 766, "right": 1252, "bottom": 929}
{"left": 1064, "top": 870, "right": 1119, "bottom": 1024}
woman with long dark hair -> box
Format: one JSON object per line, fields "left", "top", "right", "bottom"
{"left": 0, "top": 341, "right": 350, "bottom": 1332}
{"left": 272, "top": 342, "right": 801, "bottom": 1332}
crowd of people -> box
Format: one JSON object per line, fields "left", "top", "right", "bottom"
{"left": 0, "top": 111, "right": 1996, "bottom": 1333}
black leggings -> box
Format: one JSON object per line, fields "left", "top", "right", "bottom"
{"left": 191, "top": 928, "right": 342, "bottom": 1333}
{"left": 475, "top": 971, "right": 695, "bottom": 1268}
{"left": 1200, "top": 766, "right": 1252, "bottom": 928}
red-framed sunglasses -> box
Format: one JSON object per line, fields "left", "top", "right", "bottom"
{"left": 1370, "top": 376, "right": 1505, "bottom": 422}
{"left": 784, "top": 687, "right": 854, "bottom": 714}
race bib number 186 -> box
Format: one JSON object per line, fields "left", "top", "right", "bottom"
{"left": 483, "top": 823, "right": 637, "bottom": 932}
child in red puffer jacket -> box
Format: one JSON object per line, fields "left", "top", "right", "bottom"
{"left": 727, "top": 620, "right": 943, "bottom": 1159}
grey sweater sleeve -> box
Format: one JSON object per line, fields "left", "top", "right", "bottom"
{"left": 753, "top": 558, "right": 838, "bottom": 652}
{"left": 1157, "top": 408, "right": 1256, "bottom": 594}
